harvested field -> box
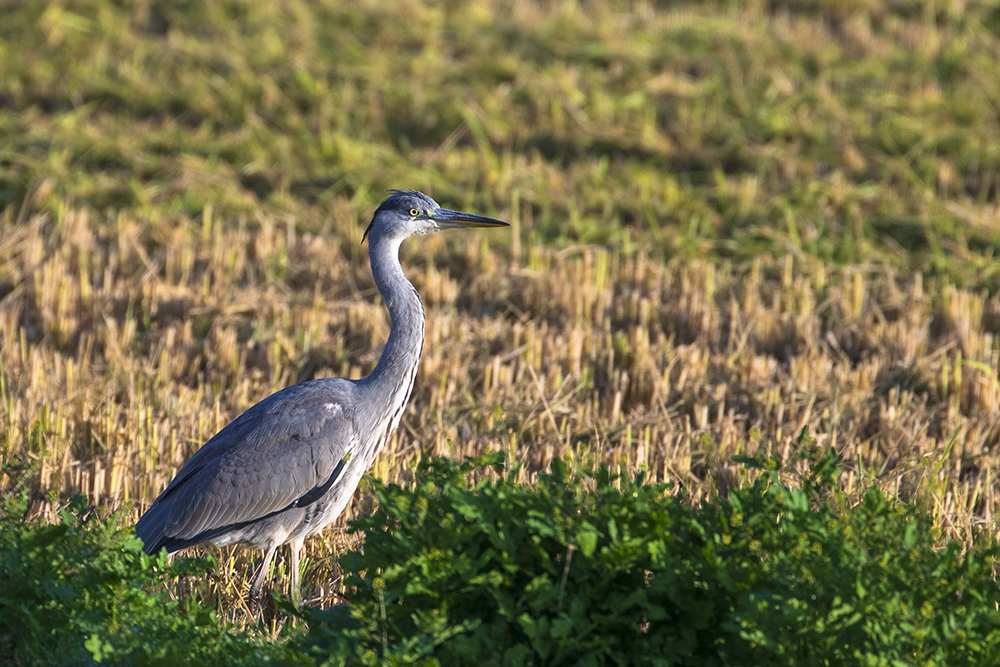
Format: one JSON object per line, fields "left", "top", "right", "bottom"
{"left": 3, "top": 204, "right": 999, "bottom": 613}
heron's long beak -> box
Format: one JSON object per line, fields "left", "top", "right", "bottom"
{"left": 432, "top": 208, "right": 509, "bottom": 229}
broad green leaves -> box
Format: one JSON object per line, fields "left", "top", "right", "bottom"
{"left": 0, "top": 489, "right": 280, "bottom": 666}
{"left": 4, "top": 446, "right": 1000, "bottom": 665}
{"left": 299, "top": 449, "right": 1000, "bottom": 666}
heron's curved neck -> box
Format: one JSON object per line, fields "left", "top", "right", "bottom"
{"left": 360, "top": 233, "right": 425, "bottom": 431}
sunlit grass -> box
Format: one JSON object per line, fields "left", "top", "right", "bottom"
{"left": 3, "top": 0, "right": 1000, "bottom": 282}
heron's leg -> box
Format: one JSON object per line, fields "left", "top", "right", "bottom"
{"left": 249, "top": 543, "right": 278, "bottom": 607}
{"left": 289, "top": 536, "right": 305, "bottom": 607}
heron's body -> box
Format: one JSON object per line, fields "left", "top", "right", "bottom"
{"left": 134, "top": 191, "right": 506, "bottom": 607}
{"left": 137, "top": 380, "right": 360, "bottom": 552}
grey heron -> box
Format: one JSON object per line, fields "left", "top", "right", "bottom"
{"left": 134, "top": 190, "right": 508, "bottom": 607}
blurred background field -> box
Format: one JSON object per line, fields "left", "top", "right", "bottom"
{"left": 3, "top": 0, "right": 1000, "bottom": 613}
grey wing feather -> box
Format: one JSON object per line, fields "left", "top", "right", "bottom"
{"left": 136, "top": 379, "right": 356, "bottom": 553}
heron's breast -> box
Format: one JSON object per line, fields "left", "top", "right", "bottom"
{"left": 297, "top": 458, "right": 368, "bottom": 539}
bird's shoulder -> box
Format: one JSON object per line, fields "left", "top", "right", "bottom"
{"left": 227, "top": 378, "right": 357, "bottom": 443}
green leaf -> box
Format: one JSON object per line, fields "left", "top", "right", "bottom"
{"left": 575, "top": 523, "right": 599, "bottom": 558}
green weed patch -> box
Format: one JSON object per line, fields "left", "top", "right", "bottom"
{"left": 6, "top": 447, "right": 1000, "bottom": 664}
{"left": 299, "top": 447, "right": 1000, "bottom": 666}
{"left": 0, "top": 485, "right": 282, "bottom": 665}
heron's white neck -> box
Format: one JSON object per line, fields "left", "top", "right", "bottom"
{"left": 357, "top": 232, "right": 425, "bottom": 458}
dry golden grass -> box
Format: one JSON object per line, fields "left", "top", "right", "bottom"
{"left": 2, "top": 203, "right": 1000, "bottom": 620}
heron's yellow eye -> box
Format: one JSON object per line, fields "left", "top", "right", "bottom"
{"left": 409, "top": 208, "right": 419, "bottom": 217}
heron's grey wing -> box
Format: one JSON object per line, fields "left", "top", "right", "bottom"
{"left": 137, "top": 380, "right": 357, "bottom": 552}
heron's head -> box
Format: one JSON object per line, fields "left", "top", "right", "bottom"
{"left": 363, "top": 190, "right": 508, "bottom": 243}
